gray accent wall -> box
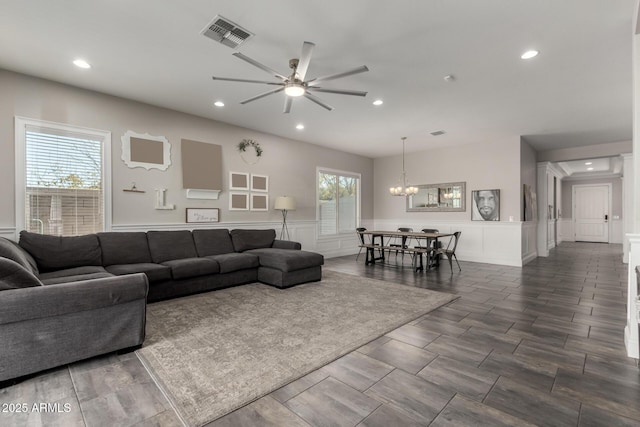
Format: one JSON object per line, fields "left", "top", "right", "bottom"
{"left": 0, "top": 70, "right": 373, "bottom": 230}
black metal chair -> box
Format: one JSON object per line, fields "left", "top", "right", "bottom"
{"left": 434, "top": 231, "right": 462, "bottom": 273}
{"left": 355, "top": 227, "right": 367, "bottom": 261}
{"left": 414, "top": 228, "right": 439, "bottom": 269}
{"left": 389, "top": 227, "right": 413, "bottom": 262}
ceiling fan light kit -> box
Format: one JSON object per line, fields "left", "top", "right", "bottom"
{"left": 211, "top": 41, "right": 369, "bottom": 112}
{"left": 284, "top": 83, "right": 305, "bottom": 97}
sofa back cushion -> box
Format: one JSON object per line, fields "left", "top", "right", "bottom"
{"left": 192, "top": 229, "right": 235, "bottom": 256}
{"left": 0, "top": 237, "right": 39, "bottom": 275}
{"left": 0, "top": 257, "right": 43, "bottom": 291}
{"left": 19, "top": 231, "right": 102, "bottom": 272}
{"left": 147, "top": 230, "right": 197, "bottom": 263}
{"left": 97, "top": 232, "right": 152, "bottom": 266}
{"left": 230, "top": 229, "right": 276, "bottom": 252}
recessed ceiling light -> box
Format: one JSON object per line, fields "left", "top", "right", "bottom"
{"left": 214, "top": 101, "right": 225, "bottom": 107}
{"left": 372, "top": 99, "right": 383, "bottom": 106}
{"left": 587, "top": 167, "right": 594, "bottom": 171}
{"left": 520, "top": 50, "right": 539, "bottom": 60}
{"left": 73, "top": 59, "right": 91, "bottom": 69}
{"left": 585, "top": 161, "right": 593, "bottom": 165}
{"left": 296, "top": 124, "right": 305, "bottom": 130}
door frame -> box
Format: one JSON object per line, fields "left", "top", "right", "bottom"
{"left": 571, "top": 183, "right": 612, "bottom": 243}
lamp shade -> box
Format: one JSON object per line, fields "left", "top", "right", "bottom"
{"left": 274, "top": 196, "right": 296, "bottom": 210}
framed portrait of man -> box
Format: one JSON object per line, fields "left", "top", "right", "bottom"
{"left": 472, "top": 189, "right": 500, "bottom": 221}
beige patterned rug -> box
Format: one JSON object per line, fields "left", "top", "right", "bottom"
{"left": 136, "top": 269, "right": 457, "bottom": 426}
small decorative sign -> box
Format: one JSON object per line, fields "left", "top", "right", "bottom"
{"left": 186, "top": 208, "right": 220, "bottom": 223}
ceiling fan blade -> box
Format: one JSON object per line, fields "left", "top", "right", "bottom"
{"left": 296, "top": 41, "right": 315, "bottom": 81}
{"left": 240, "top": 87, "right": 285, "bottom": 104}
{"left": 212, "top": 76, "right": 283, "bottom": 85}
{"left": 304, "top": 92, "right": 334, "bottom": 111}
{"left": 283, "top": 97, "right": 293, "bottom": 113}
{"left": 232, "top": 52, "right": 288, "bottom": 81}
{"left": 307, "top": 65, "right": 369, "bottom": 85}
{"left": 307, "top": 87, "right": 368, "bottom": 97}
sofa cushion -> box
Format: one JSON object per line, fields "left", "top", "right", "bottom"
{"left": 39, "top": 266, "right": 112, "bottom": 285}
{"left": 161, "top": 257, "right": 220, "bottom": 280}
{"left": 192, "top": 229, "right": 235, "bottom": 256}
{"left": 147, "top": 231, "right": 198, "bottom": 263}
{"left": 0, "top": 257, "right": 42, "bottom": 291}
{"left": 19, "top": 231, "right": 102, "bottom": 272}
{"left": 97, "top": 232, "right": 152, "bottom": 265}
{"left": 205, "top": 253, "right": 259, "bottom": 274}
{"left": 0, "top": 237, "right": 39, "bottom": 275}
{"left": 39, "top": 266, "right": 108, "bottom": 280}
{"left": 230, "top": 229, "right": 276, "bottom": 252}
{"left": 105, "top": 263, "right": 172, "bottom": 283}
{"left": 246, "top": 248, "right": 324, "bottom": 272}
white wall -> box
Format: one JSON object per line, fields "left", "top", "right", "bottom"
{"left": 0, "top": 70, "right": 374, "bottom": 254}
{"left": 373, "top": 137, "right": 528, "bottom": 266}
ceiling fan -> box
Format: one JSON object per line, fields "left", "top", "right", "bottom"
{"left": 212, "top": 41, "right": 369, "bottom": 113}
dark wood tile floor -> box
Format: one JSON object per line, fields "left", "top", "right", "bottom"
{"left": 1, "top": 242, "right": 638, "bottom": 426}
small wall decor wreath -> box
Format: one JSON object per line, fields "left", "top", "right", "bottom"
{"left": 237, "top": 139, "right": 263, "bottom": 157}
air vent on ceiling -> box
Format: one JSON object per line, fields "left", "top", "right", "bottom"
{"left": 430, "top": 130, "right": 446, "bottom": 136}
{"left": 201, "top": 15, "right": 253, "bottom": 49}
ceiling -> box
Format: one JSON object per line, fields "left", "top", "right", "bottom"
{"left": 557, "top": 156, "right": 624, "bottom": 179}
{"left": 0, "top": 0, "right": 635, "bottom": 158}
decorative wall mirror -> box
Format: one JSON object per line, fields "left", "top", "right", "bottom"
{"left": 406, "top": 181, "right": 466, "bottom": 212}
{"left": 121, "top": 130, "right": 171, "bottom": 171}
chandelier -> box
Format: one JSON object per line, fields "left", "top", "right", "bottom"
{"left": 389, "top": 137, "right": 418, "bottom": 196}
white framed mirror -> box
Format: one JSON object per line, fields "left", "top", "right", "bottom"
{"left": 121, "top": 130, "right": 171, "bottom": 170}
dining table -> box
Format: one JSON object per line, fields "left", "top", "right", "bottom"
{"left": 357, "top": 229, "right": 454, "bottom": 271}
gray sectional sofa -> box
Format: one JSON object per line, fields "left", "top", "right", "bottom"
{"left": 0, "top": 228, "right": 323, "bottom": 383}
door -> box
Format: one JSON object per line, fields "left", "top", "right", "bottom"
{"left": 574, "top": 184, "right": 610, "bottom": 242}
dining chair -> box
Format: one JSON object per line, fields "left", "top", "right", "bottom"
{"left": 434, "top": 231, "right": 462, "bottom": 272}
{"left": 414, "top": 228, "right": 439, "bottom": 269}
{"left": 355, "top": 227, "right": 367, "bottom": 261}
{"left": 389, "top": 227, "right": 413, "bottom": 261}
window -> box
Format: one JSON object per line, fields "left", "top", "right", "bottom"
{"left": 317, "top": 168, "right": 360, "bottom": 236}
{"left": 15, "top": 117, "right": 111, "bottom": 236}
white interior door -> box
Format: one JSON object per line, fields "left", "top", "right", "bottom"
{"left": 574, "top": 184, "right": 610, "bottom": 242}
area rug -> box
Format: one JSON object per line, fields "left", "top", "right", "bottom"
{"left": 136, "top": 269, "right": 457, "bottom": 426}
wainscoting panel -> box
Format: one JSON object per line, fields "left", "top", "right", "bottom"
{"left": 372, "top": 219, "right": 527, "bottom": 267}
{"left": 0, "top": 227, "right": 17, "bottom": 241}
{"left": 521, "top": 222, "right": 538, "bottom": 265}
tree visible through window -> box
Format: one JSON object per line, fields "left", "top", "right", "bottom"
{"left": 318, "top": 169, "right": 360, "bottom": 236}
{"left": 16, "top": 119, "right": 109, "bottom": 236}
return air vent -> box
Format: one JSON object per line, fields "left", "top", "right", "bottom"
{"left": 201, "top": 15, "right": 253, "bottom": 49}
{"left": 430, "top": 130, "right": 446, "bottom": 136}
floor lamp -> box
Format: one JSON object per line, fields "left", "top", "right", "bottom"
{"left": 274, "top": 196, "right": 296, "bottom": 240}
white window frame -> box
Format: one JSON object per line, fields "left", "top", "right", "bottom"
{"left": 316, "top": 166, "right": 361, "bottom": 237}
{"left": 14, "top": 116, "right": 112, "bottom": 233}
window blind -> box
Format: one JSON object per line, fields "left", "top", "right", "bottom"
{"left": 24, "top": 127, "right": 104, "bottom": 236}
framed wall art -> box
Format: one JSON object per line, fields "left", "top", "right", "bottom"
{"left": 121, "top": 130, "right": 171, "bottom": 171}
{"left": 251, "top": 174, "right": 269, "bottom": 192}
{"left": 229, "top": 192, "right": 249, "bottom": 210}
{"left": 471, "top": 189, "right": 500, "bottom": 221}
{"left": 250, "top": 194, "right": 269, "bottom": 211}
{"left": 229, "top": 172, "right": 249, "bottom": 190}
